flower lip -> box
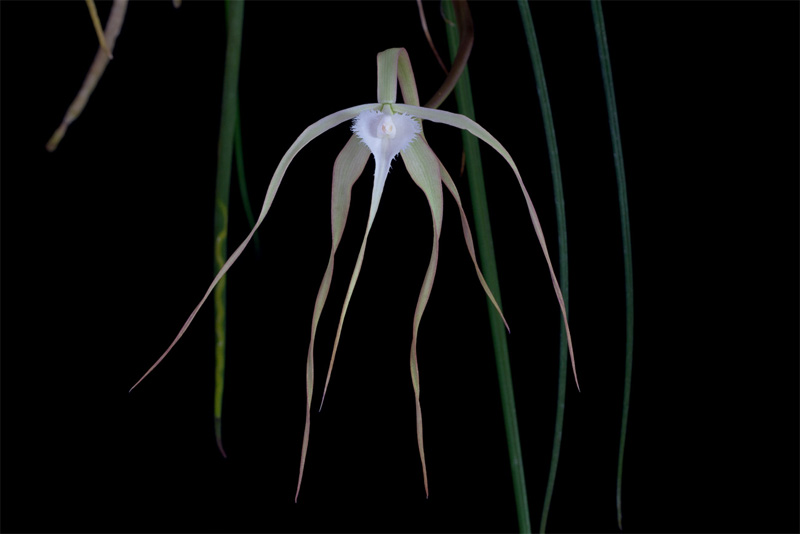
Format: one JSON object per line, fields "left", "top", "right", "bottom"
{"left": 352, "top": 109, "right": 421, "bottom": 160}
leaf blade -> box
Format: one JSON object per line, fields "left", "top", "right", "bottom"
{"left": 592, "top": 1, "right": 635, "bottom": 528}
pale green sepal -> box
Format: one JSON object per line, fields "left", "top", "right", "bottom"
{"left": 320, "top": 143, "right": 392, "bottom": 406}
{"left": 130, "top": 103, "right": 380, "bottom": 392}
{"left": 296, "top": 134, "right": 370, "bottom": 502}
{"left": 400, "top": 138, "right": 444, "bottom": 498}
{"left": 320, "top": 109, "right": 422, "bottom": 405}
{"left": 377, "top": 48, "right": 400, "bottom": 104}
{"left": 376, "top": 48, "right": 421, "bottom": 107}
{"left": 392, "top": 103, "right": 579, "bottom": 390}
{"left": 436, "top": 160, "right": 509, "bottom": 332}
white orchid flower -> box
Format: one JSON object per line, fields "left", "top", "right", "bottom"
{"left": 130, "top": 47, "right": 577, "bottom": 501}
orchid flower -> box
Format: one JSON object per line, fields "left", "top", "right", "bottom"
{"left": 130, "top": 47, "right": 577, "bottom": 501}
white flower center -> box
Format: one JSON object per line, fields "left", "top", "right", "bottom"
{"left": 352, "top": 109, "right": 420, "bottom": 161}
{"left": 377, "top": 115, "right": 397, "bottom": 139}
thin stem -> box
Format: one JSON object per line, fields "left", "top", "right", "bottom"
{"left": 46, "top": 0, "right": 128, "bottom": 151}
{"left": 425, "top": 0, "right": 473, "bottom": 109}
{"left": 516, "top": 2, "right": 570, "bottom": 532}
{"left": 443, "top": 2, "right": 531, "bottom": 532}
{"left": 85, "top": 0, "right": 112, "bottom": 58}
{"left": 591, "top": 1, "right": 635, "bottom": 529}
{"left": 213, "top": 0, "right": 245, "bottom": 459}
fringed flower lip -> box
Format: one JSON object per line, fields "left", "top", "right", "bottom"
{"left": 130, "top": 48, "right": 577, "bottom": 503}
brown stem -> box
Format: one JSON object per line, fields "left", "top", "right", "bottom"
{"left": 46, "top": 0, "right": 129, "bottom": 152}
{"left": 424, "top": 0, "right": 474, "bottom": 110}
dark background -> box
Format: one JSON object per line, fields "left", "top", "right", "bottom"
{"left": 1, "top": 1, "right": 797, "bottom": 532}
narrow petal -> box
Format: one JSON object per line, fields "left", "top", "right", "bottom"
{"left": 393, "top": 104, "right": 579, "bottom": 389}
{"left": 296, "top": 134, "right": 370, "bottom": 502}
{"left": 130, "top": 103, "right": 379, "bottom": 392}
{"left": 319, "top": 144, "right": 388, "bottom": 407}
{"left": 400, "top": 138, "right": 444, "bottom": 497}
{"left": 318, "top": 110, "right": 423, "bottom": 405}
{"left": 437, "top": 158, "right": 509, "bottom": 332}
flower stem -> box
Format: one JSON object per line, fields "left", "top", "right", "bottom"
{"left": 591, "top": 1, "right": 635, "bottom": 529}
{"left": 443, "top": 2, "right": 531, "bottom": 532}
{"left": 213, "top": 0, "right": 245, "bottom": 458}
{"left": 516, "top": 2, "right": 570, "bottom": 532}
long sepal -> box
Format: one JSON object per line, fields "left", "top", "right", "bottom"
{"left": 377, "top": 48, "right": 421, "bottom": 107}
{"left": 320, "top": 109, "right": 422, "bottom": 405}
{"left": 400, "top": 138, "right": 443, "bottom": 497}
{"left": 392, "top": 104, "right": 579, "bottom": 390}
{"left": 130, "top": 104, "right": 379, "bottom": 392}
{"left": 296, "top": 134, "right": 370, "bottom": 502}
{"left": 319, "top": 148, "right": 387, "bottom": 408}
{"left": 437, "top": 158, "right": 508, "bottom": 332}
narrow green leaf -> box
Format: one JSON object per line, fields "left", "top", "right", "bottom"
{"left": 516, "top": 1, "right": 570, "bottom": 531}
{"left": 441, "top": 2, "right": 530, "bottom": 530}
{"left": 212, "top": 0, "right": 245, "bottom": 459}
{"left": 591, "top": 1, "right": 635, "bottom": 529}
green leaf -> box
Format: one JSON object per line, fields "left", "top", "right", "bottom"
{"left": 441, "top": 6, "right": 530, "bottom": 527}
{"left": 515, "top": 1, "right": 570, "bottom": 530}
{"left": 212, "top": 0, "right": 245, "bottom": 460}
{"left": 592, "top": 1, "right": 635, "bottom": 529}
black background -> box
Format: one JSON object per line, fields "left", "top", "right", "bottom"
{"left": 1, "top": 1, "right": 798, "bottom": 533}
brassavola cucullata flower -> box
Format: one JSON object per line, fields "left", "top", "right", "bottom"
{"left": 130, "top": 48, "right": 577, "bottom": 502}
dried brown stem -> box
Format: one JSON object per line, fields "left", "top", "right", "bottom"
{"left": 46, "top": 0, "right": 129, "bottom": 152}
{"left": 423, "top": 0, "right": 474, "bottom": 110}
{"left": 416, "top": 0, "right": 448, "bottom": 75}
